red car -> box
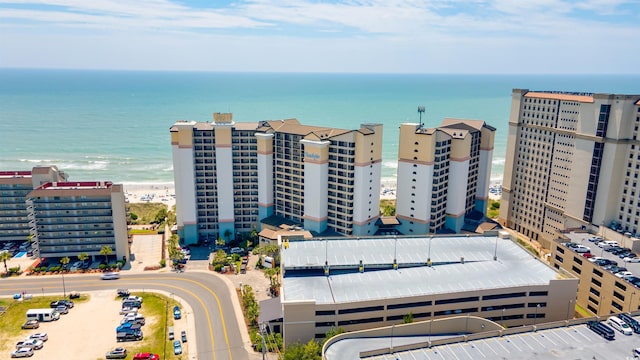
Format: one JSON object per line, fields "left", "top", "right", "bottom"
{"left": 133, "top": 353, "right": 159, "bottom": 360}
{"left": 582, "top": 252, "right": 594, "bottom": 258}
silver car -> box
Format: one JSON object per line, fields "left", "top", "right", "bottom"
{"left": 11, "top": 347, "right": 34, "bottom": 358}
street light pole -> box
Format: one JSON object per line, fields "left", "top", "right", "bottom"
{"left": 61, "top": 272, "right": 66, "bottom": 298}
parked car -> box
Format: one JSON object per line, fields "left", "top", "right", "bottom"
{"left": 52, "top": 299, "right": 73, "bottom": 308}
{"left": 616, "top": 271, "right": 634, "bottom": 278}
{"left": 132, "top": 353, "right": 159, "bottom": 360}
{"left": 120, "top": 307, "right": 138, "bottom": 315}
{"left": 181, "top": 330, "right": 187, "bottom": 343}
{"left": 117, "top": 331, "right": 143, "bottom": 342}
{"left": 11, "top": 347, "right": 34, "bottom": 358}
{"left": 29, "top": 333, "right": 48, "bottom": 342}
{"left": 21, "top": 320, "right": 39, "bottom": 329}
{"left": 230, "top": 247, "right": 244, "bottom": 254}
{"left": 122, "top": 296, "right": 143, "bottom": 303}
{"left": 70, "top": 261, "right": 83, "bottom": 271}
{"left": 626, "top": 257, "right": 640, "bottom": 263}
{"left": 173, "top": 306, "right": 181, "bottom": 320}
{"left": 15, "top": 339, "right": 43, "bottom": 350}
{"left": 173, "top": 340, "right": 182, "bottom": 355}
{"left": 68, "top": 292, "right": 80, "bottom": 299}
{"left": 105, "top": 347, "right": 128, "bottom": 359}
{"left": 117, "top": 289, "right": 131, "bottom": 297}
{"left": 56, "top": 305, "right": 69, "bottom": 314}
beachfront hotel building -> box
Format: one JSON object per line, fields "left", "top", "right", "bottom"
{"left": 395, "top": 119, "right": 496, "bottom": 234}
{"left": 25, "top": 181, "right": 129, "bottom": 261}
{"left": 273, "top": 234, "right": 578, "bottom": 346}
{"left": 0, "top": 166, "right": 67, "bottom": 245}
{"left": 500, "top": 90, "right": 640, "bottom": 245}
{"left": 171, "top": 113, "right": 383, "bottom": 244}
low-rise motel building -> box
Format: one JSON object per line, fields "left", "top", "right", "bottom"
{"left": 274, "top": 232, "right": 578, "bottom": 346}
{"left": 549, "top": 230, "right": 640, "bottom": 316}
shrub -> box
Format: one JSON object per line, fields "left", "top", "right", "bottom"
{"left": 99, "top": 264, "right": 106, "bottom": 270}
{"left": 214, "top": 264, "right": 223, "bottom": 272}
{"left": 160, "top": 259, "right": 166, "bottom": 268}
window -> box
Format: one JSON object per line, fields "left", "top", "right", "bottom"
{"left": 435, "top": 296, "right": 479, "bottom": 305}
{"left": 529, "top": 291, "right": 548, "bottom": 297}
{"left": 338, "top": 305, "right": 384, "bottom": 314}
{"left": 483, "top": 292, "right": 526, "bottom": 301}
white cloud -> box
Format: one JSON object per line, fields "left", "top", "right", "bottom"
{"left": 0, "top": 0, "right": 638, "bottom": 72}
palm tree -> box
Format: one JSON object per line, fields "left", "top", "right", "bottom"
{"left": 60, "top": 256, "right": 70, "bottom": 271}
{"left": 1, "top": 250, "right": 11, "bottom": 274}
{"left": 100, "top": 245, "right": 113, "bottom": 264}
{"left": 77, "top": 252, "right": 89, "bottom": 272}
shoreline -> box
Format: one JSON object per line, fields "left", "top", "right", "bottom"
{"left": 122, "top": 176, "right": 504, "bottom": 206}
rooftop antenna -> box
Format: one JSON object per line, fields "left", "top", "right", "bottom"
{"left": 418, "top": 106, "right": 426, "bottom": 128}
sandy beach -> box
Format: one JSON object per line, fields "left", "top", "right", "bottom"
{"left": 123, "top": 182, "right": 176, "bottom": 208}
{"left": 122, "top": 177, "right": 502, "bottom": 209}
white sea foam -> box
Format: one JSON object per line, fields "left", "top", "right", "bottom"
{"left": 492, "top": 158, "right": 505, "bottom": 165}
{"left": 382, "top": 161, "right": 398, "bottom": 169}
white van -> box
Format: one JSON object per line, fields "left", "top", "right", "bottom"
{"left": 608, "top": 316, "right": 633, "bottom": 335}
{"left": 26, "top": 308, "right": 60, "bottom": 322}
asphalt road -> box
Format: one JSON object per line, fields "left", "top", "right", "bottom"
{"left": 0, "top": 271, "right": 248, "bottom": 360}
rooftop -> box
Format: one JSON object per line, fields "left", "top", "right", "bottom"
{"left": 282, "top": 235, "right": 560, "bottom": 305}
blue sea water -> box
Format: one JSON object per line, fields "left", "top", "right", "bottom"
{"left": 1, "top": 69, "right": 638, "bottom": 185}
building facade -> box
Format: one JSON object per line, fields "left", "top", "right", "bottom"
{"left": 279, "top": 234, "right": 578, "bottom": 346}
{"left": 170, "top": 113, "right": 383, "bottom": 244}
{"left": 396, "top": 119, "right": 495, "bottom": 234}
{"left": 26, "top": 181, "right": 129, "bottom": 261}
{"left": 549, "top": 231, "right": 640, "bottom": 316}
{"left": 500, "top": 90, "right": 640, "bottom": 243}
{"left": 0, "top": 166, "right": 67, "bottom": 244}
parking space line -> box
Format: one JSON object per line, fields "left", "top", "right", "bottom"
{"left": 527, "top": 332, "right": 546, "bottom": 348}
{"left": 481, "top": 339, "right": 499, "bottom": 355}
{"left": 464, "top": 342, "right": 486, "bottom": 358}
{"left": 515, "top": 334, "right": 535, "bottom": 351}
{"left": 442, "top": 344, "right": 460, "bottom": 360}
{"left": 536, "top": 330, "right": 557, "bottom": 346}
{"left": 459, "top": 342, "right": 481, "bottom": 359}
{"left": 494, "top": 338, "right": 511, "bottom": 353}
{"left": 547, "top": 329, "right": 570, "bottom": 344}
{"left": 560, "top": 328, "right": 581, "bottom": 343}
{"left": 504, "top": 336, "right": 522, "bottom": 352}
{"left": 462, "top": 342, "right": 486, "bottom": 359}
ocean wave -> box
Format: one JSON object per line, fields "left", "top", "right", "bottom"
{"left": 492, "top": 158, "right": 505, "bottom": 165}
{"left": 382, "top": 161, "right": 398, "bottom": 169}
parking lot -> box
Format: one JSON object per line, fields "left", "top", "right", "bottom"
{"left": 365, "top": 319, "right": 640, "bottom": 359}
{"left": 563, "top": 232, "right": 640, "bottom": 287}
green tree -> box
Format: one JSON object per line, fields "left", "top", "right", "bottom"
{"left": 223, "top": 229, "right": 232, "bottom": 242}
{"left": 264, "top": 266, "right": 281, "bottom": 295}
{"left": 283, "top": 340, "right": 321, "bottom": 360}
{"left": 0, "top": 250, "right": 11, "bottom": 274}
{"left": 129, "top": 212, "right": 138, "bottom": 221}
{"left": 153, "top": 207, "right": 168, "bottom": 224}
{"left": 212, "top": 249, "right": 228, "bottom": 266}
{"left": 403, "top": 311, "right": 414, "bottom": 323}
{"left": 60, "top": 256, "right": 70, "bottom": 271}
{"left": 321, "top": 327, "right": 345, "bottom": 346}
{"left": 216, "top": 237, "right": 226, "bottom": 247}
{"left": 78, "top": 252, "right": 89, "bottom": 263}
{"left": 100, "top": 245, "right": 113, "bottom": 264}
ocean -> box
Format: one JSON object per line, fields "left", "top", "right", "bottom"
{"left": 1, "top": 69, "right": 639, "bottom": 185}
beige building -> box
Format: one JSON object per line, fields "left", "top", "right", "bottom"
{"left": 396, "top": 119, "right": 495, "bottom": 234}
{"left": 549, "top": 231, "right": 640, "bottom": 316}
{"left": 26, "top": 181, "right": 129, "bottom": 262}
{"left": 0, "top": 166, "right": 67, "bottom": 244}
{"left": 500, "top": 90, "right": 640, "bottom": 244}
{"left": 170, "top": 114, "right": 383, "bottom": 245}
{"left": 278, "top": 233, "right": 578, "bottom": 346}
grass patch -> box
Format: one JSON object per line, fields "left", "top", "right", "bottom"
{"left": 487, "top": 199, "right": 500, "bottom": 219}
{"left": 129, "top": 229, "right": 158, "bottom": 235}
{"left": 123, "top": 292, "right": 185, "bottom": 360}
{"left": 516, "top": 238, "right": 540, "bottom": 258}
{"left": 0, "top": 294, "right": 89, "bottom": 352}
{"left": 128, "top": 203, "right": 167, "bottom": 225}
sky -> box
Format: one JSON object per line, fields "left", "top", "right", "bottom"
{"left": 0, "top": 0, "right": 639, "bottom": 73}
